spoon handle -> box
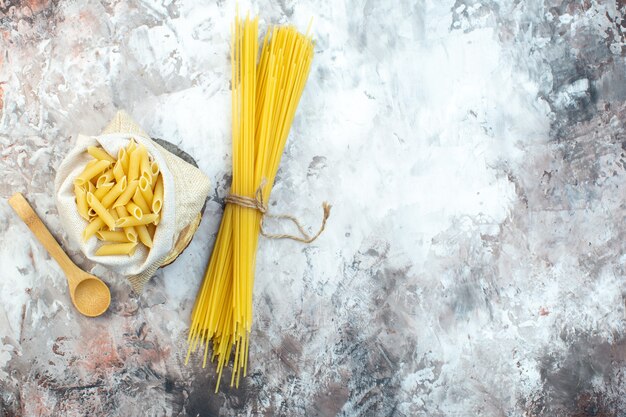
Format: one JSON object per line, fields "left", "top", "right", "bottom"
{"left": 8, "top": 193, "right": 78, "bottom": 276}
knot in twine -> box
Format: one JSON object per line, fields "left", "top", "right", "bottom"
{"left": 224, "top": 182, "right": 331, "bottom": 243}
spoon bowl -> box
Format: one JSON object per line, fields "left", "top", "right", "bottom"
{"left": 72, "top": 276, "right": 112, "bottom": 317}
{"left": 9, "top": 193, "right": 111, "bottom": 317}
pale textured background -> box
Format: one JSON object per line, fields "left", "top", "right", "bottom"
{"left": 1, "top": 1, "right": 626, "bottom": 416}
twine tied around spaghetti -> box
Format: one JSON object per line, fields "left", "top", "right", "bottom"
{"left": 224, "top": 181, "right": 331, "bottom": 243}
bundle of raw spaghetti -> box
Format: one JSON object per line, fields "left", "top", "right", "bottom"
{"left": 185, "top": 14, "right": 327, "bottom": 390}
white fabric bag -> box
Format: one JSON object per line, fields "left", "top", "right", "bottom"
{"left": 54, "top": 111, "right": 210, "bottom": 292}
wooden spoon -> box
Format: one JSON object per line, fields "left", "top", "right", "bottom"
{"left": 8, "top": 193, "right": 111, "bottom": 317}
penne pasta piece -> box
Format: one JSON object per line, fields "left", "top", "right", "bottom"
{"left": 125, "top": 201, "right": 143, "bottom": 220}
{"left": 74, "top": 160, "right": 110, "bottom": 186}
{"left": 87, "top": 207, "right": 97, "bottom": 217}
{"left": 136, "top": 225, "right": 153, "bottom": 248}
{"left": 87, "top": 181, "right": 96, "bottom": 194}
{"left": 140, "top": 148, "right": 152, "bottom": 183}
{"left": 116, "top": 213, "right": 159, "bottom": 227}
{"left": 150, "top": 161, "right": 159, "bottom": 180}
{"left": 153, "top": 213, "right": 160, "bottom": 226}
{"left": 87, "top": 146, "right": 116, "bottom": 163}
{"left": 96, "top": 169, "right": 114, "bottom": 187}
{"left": 93, "top": 182, "right": 114, "bottom": 200}
{"left": 96, "top": 230, "right": 131, "bottom": 243}
{"left": 112, "top": 179, "right": 138, "bottom": 208}
{"left": 141, "top": 171, "right": 152, "bottom": 187}
{"left": 127, "top": 138, "right": 137, "bottom": 153}
{"left": 132, "top": 187, "right": 150, "bottom": 214}
{"left": 118, "top": 147, "right": 129, "bottom": 174}
{"left": 109, "top": 208, "right": 119, "bottom": 221}
{"left": 112, "top": 160, "right": 125, "bottom": 183}
{"left": 152, "top": 174, "right": 163, "bottom": 213}
{"left": 100, "top": 177, "right": 127, "bottom": 208}
{"left": 74, "top": 184, "right": 89, "bottom": 220}
{"left": 86, "top": 192, "right": 117, "bottom": 230}
{"left": 127, "top": 145, "right": 142, "bottom": 182}
{"left": 139, "top": 176, "right": 154, "bottom": 207}
{"left": 95, "top": 242, "right": 137, "bottom": 256}
{"left": 146, "top": 223, "right": 156, "bottom": 239}
{"left": 115, "top": 206, "right": 138, "bottom": 243}
{"left": 85, "top": 159, "right": 99, "bottom": 169}
{"left": 83, "top": 217, "right": 105, "bottom": 242}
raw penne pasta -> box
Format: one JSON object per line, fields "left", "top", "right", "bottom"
{"left": 136, "top": 224, "right": 153, "bottom": 248}
{"left": 152, "top": 174, "right": 163, "bottom": 213}
{"left": 112, "top": 160, "right": 125, "bottom": 183}
{"left": 83, "top": 217, "right": 105, "bottom": 242}
{"left": 93, "top": 182, "right": 114, "bottom": 200}
{"left": 100, "top": 177, "right": 127, "bottom": 208}
{"left": 127, "top": 138, "right": 137, "bottom": 153}
{"left": 115, "top": 206, "right": 138, "bottom": 243}
{"left": 96, "top": 169, "right": 114, "bottom": 187}
{"left": 112, "top": 179, "right": 138, "bottom": 208}
{"left": 96, "top": 230, "right": 130, "bottom": 243}
{"left": 118, "top": 147, "right": 129, "bottom": 173}
{"left": 146, "top": 223, "right": 156, "bottom": 239}
{"left": 95, "top": 242, "right": 137, "bottom": 256}
{"left": 139, "top": 176, "right": 154, "bottom": 206}
{"left": 74, "top": 160, "right": 110, "bottom": 186}
{"left": 128, "top": 146, "right": 142, "bottom": 181}
{"left": 87, "top": 146, "right": 115, "bottom": 163}
{"left": 116, "top": 213, "right": 159, "bottom": 227}
{"left": 75, "top": 138, "right": 161, "bottom": 253}
{"left": 150, "top": 161, "right": 159, "bottom": 179}
{"left": 74, "top": 184, "right": 89, "bottom": 220}
{"left": 132, "top": 187, "right": 150, "bottom": 214}
{"left": 86, "top": 192, "right": 117, "bottom": 230}
{"left": 140, "top": 148, "right": 151, "bottom": 182}
{"left": 125, "top": 201, "right": 143, "bottom": 219}
{"left": 141, "top": 171, "right": 152, "bottom": 188}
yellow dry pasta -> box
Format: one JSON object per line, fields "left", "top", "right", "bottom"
{"left": 116, "top": 213, "right": 159, "bottom": 227}
{"left": 146, "top": 223, "right": 156, "bottom": 239}
{"left": 96, "top": 230, "right": 130, "bottom": 242}
{"left": 74, "top": 184, "right": 89, "bottom": 220}
{"left": 93, "top": 182, "right": 114, "bottom": 200}
{"left": 115, "top": 206, "right": 138, "bottom": 243}
{"left": 86, "top": 192, "right": 116, "bottom": 230}
{"left": 136, "top": 224, "right": 153, "bottom": 248}
{"left": 74, "top": 160, "right": 110, "bottom": 186}
{"left": 112, "top": 179, "right": 138, "bottom": 208}
{"left": 127, "top": 145, "right": 143, "bottom": 182}
{"left": 83, "top": 217, "right": 105, "bottom": 242}
{"left": 140, "top": 148, "right": 151, "bottom": 182}
{"left": 152, "top": 174, "right": 164, "bottom": 213}
{"left": 125, "top": 201, "right": 143, "bottom": 220}
{"left": 118, "top": 147, "right": 130, "bottom": 173}
{"left": 96, "top": 169, "right": 114, "bottom": 187}
{"left": 113, "top": 161, "right": 125, "bottom": 183}
{"left": 150, "top": 161, "right": 159, "bottom": 183}
{"left": 74, "top": 139, "right": 162, "bottom": 255}
{"left": 87, "top": 146, "right": 115, "bottom": 163}
{"left": 132, "top": 187, "right": 150, "bottom": 214}
{"left": 95, "top": 242, "right": 137, "bottom": 256}
{"left": 186, "top": 15, "right": 316, "bottom": 391}
{"left": 139, "top": 176, "right": 154, "bottom": 207}
{"left": 100, "top": 177, "right": 127, "bottom": 208}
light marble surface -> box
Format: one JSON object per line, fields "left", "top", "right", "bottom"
{"left": 1, "top": 1, "right": 626, "bottom": 416}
